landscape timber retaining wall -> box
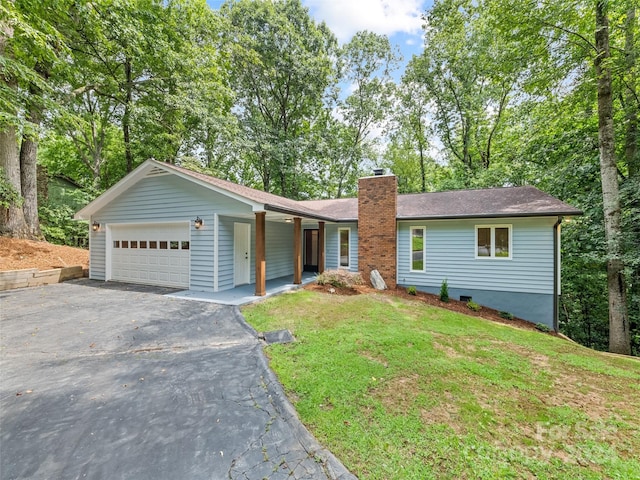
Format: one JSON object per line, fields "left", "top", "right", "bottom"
{"left": 0, "top": 266, "right": 87, "bottom": 291}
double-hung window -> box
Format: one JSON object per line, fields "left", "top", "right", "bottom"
{"left": 410, "top": 226, "right": 426, "bottom": 271}
{"left": 475, "top": 225, "right": 511, "bottom": 259}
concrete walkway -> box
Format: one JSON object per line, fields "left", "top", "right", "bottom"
{"left": 167, "top": 272, "right": 317, "bottom": 306}
{"left": 0, "top": 280, "right": 355, "bottom": 480}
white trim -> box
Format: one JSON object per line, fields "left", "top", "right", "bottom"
{"left": 409, "top": 226, "right": 426, "bottom": 272}
{"left": 214, "top": 213, "right": 219, "bottom": 292}
{"left": 474, "top": 224, "right": 512, "bottom": 260}
{"left": 338, "top": 227, "right": 351, "bottom": 269}
{"left": 75, "top": 159, "right": 264, "bottom": 220}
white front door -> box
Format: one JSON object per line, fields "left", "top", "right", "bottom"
{"left": 234, "top": 223, "right": 251, "bottom": 286}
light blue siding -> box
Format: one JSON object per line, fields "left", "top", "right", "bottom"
{"left": 397, "top": 217, "right": 556, "bottom": 295}
{"left": 265, "top": 222, "right": 294, "bottom": 280}
{"left": 92, "top": 174, "right": 253, "bottom": 292}
{"left": 88, "top": 229, "right": 106, "bottom": 280}
{"left": 325, "top": 223, "right": 358, "bottom": 272}
{"left": 397, "top": 217, "right": 557, "bottom": 326}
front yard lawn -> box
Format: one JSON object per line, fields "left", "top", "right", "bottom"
{"left": 243, "top": 290, "right": 640, "bottom": 479}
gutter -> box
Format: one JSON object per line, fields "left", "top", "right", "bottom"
{"left": 553, "top": 216, "right": 563, "bottom": 332}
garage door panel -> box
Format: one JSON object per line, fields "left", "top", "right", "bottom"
{"left": 111, "top": 223, "right": 189, "bottom": 288}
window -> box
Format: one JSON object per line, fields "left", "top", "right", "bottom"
{"left": 170, "top": 241, "right": 179, "bottom": 250}
{"left": 149, "top": 241, "right": 157, "bottom": 249}
{"left": 159, "top": 241, "right": 168, "bottom": 249}
{"left": 475, "top": 225, "right": 511, "bottom": 259}
{"left": 122, "top": 241, "right": 129, "bottom": 248}
{"left": 410, "top": 227, "right": 426, "bottom": 271}
{"left": 140, "top": 241, "right": 147, "bottom": 249}
{"left": 181, "top": 241, "right": 190, "bottom": 250}
{"left": 130, "top": 241, "right": 137, "bottom": 249}
{"left": 113, "top": 241, "right": 120, "bottom": 248}
{"left": 339, "top": 228, "right": 350, "bottom": 268}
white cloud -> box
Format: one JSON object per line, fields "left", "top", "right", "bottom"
{"left": 304, "top": 0, "right": 425, "bottom": 42}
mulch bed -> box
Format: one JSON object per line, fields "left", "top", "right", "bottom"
{"left": 304, "top": 282, "right": 552, "bottom": 334}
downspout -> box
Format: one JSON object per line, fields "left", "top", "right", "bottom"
{"left": 553, "top": 216, "right": 563, "bottom": 332}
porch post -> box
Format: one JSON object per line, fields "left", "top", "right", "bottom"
{"left": 318, "top": 221, "right": 325, "bottom": 273}
{"left": 255, "top": 211, "right": 266, "bottom": 296}
{"left": 293, "top": 217, "right": 302, "bottom": 284}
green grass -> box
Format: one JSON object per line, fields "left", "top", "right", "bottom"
{"left": 243, "top": 290, "right": 640, "bottom": 480}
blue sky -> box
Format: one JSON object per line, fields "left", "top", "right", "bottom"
{"left": 206, "top": 0, "right": 434, "bottom": 75}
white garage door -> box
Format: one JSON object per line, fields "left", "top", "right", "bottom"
{"left": 110, "top": 223, "right": 190, "bottom": 288}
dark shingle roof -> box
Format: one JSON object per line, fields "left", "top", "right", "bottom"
{"left": 165, "top": 163, "right": 581, "bottom": 221}
{"left": 396, "top": 186, "right": 582, "bottom": 219}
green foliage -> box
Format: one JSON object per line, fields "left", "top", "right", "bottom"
{"left": 467, "top": 300, "right": 482, "bottom": 312}
{"left": 0, "top": 168, "right": 23, "bottom": 209}
{"left": 38, "top": 189, "right": 94, "bottom": 247}
{"left": 38, "top": 202, "right": 88, "bottom": 247}
{"left": 315, "top": 269, "right": 363, "bottom": 289}
{"left": 535, "top": 323, "right": 551, "bottom": 333}
{"left": 439, "top": 278, "right": 449, "bottom": 302}
{"left": 407, "top": 286, "right": 417, "bottom": 296}
{"left": 499, "top": 311, "right": 514, "bottom": 320}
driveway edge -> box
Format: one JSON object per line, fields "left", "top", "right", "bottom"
{"left": 234, "top": 308, "right": 358, "bottom": 480}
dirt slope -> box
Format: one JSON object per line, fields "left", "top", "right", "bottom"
{"left": 0, "top": 237, "right": 89, "bottom": 271}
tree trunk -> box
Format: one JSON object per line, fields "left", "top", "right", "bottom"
{"left": 123, "top": 57, "right": 134, "bottom": 172}
{"left": 19, "top": 128, "right": 41, "bottom": 239}
{"left": 0, "top": 8, "right": 28, "bottom": 237}
{"left": 624, "top": 7, "right": 638, "bottom": 178}
{"left": 595, "top": 1, "right": 630, "bottom": 355}
{"left": 20, "top": 82, "right": 44, "bottom": 239}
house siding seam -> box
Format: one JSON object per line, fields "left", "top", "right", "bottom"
{"left": 358, "top": 175, "right": 397, "bottom": 288}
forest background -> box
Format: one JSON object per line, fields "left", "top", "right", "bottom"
{"left": 1, "top": 0, "right": 638, "bottom": 355}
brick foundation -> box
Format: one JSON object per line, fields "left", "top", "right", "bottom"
{"left": 358, "top": 174, "right": 397, "bottom": 289}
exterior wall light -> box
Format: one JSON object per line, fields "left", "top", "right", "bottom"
{"left": 285, "top": 218, "right": 293, "bottom": 223}
{"left": 194, "top": 217, "right": 203, "bottom": 229}
{"left": 92, "top": 221, "right": 100, "bottom": 232}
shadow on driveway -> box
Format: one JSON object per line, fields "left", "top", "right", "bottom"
{"left": 0, "top": 281, "right": 355, "bottom": 480}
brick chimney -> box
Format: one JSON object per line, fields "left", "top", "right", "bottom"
{"left": 358, "top": 171, "right": 397, "bottom": 289}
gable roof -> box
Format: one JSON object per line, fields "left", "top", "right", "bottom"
{"left": 76, "top": 159, "right": 582, "bottom": 221}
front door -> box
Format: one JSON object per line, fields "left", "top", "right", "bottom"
{"left": 234, "top": 223, "right": 251, "bottom": 285}
{"left": 304, "top": 229, "right": 319, "bottom": 272}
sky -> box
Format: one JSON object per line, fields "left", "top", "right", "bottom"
{"left": 206, "top": 0, "right": 434, "bottom": 73}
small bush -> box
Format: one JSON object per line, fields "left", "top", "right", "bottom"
{"left": 407, "top": 286, "right": 417, "bottom": 296}
{"left": 316, "top": 269, "right": 363, "bottom": 288}
{"left": 439, "top": 279, "right": 449, "bottom": 302}
{"left": 535, "top": 323, "right": 551, "bottom": 333}
{"left": 499, "top": 311, "right": 514, "bottom": 320}
{"left": 467, "top": 300, "right": 481, "bottom": 312}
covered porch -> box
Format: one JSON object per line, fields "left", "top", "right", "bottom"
{"left": 167, "top": 272, "right": 317, "bottom": 306}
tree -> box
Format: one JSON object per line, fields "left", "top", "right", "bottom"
{"left": 594, "top": 0, "right": 630, "bottom": 354}
{"left": 0, "top": 0, "right": 68, "bottom": 238}
{"left": 411, "top": 0, "right": 523, "bottom": 180}
{"left": 221, "top": 0, "right": 336, "bottom": 199}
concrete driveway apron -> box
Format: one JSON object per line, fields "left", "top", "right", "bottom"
{"left": 0, "top": 280, "right": 354, "bottom": 480}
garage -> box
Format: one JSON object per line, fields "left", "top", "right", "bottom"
{"left": 109, "top": 223, "right": 190, "bottom": 288}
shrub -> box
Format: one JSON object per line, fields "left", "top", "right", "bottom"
{"left": 316, "top": 270, "right": 363, "bottom": 288}
{"left": 467, "top": 300, "right": 481, "bottom": 312}
{"left": 535, "top": 323, "right": 551, "bottom": 333}
{"left": 499, "top": 311, "right": 514, "bottom": 320}
{"left": 439, "top": 279, "right": 449, "bottom": 302}
{"left": 407, "top": 286, "right": 417, "bottom": 296}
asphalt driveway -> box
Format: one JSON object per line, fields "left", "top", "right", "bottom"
{"left": 0, "top": 280, "right": 354, "bottom": 480}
